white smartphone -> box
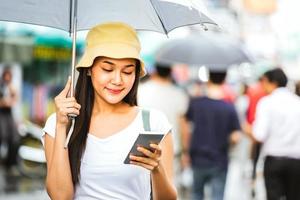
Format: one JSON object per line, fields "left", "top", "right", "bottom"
{"left": 123, "top": 132, "right": 164, "bottom": 164}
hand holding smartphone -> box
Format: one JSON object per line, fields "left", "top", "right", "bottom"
{"left": 124, "top": 132, "right": 164, "bottom": 164}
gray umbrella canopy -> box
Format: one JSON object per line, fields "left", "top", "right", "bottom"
{"left": 0, "top": 0, "right": 216, "bottom": 34}
{"left": 156, "top": 32, "right": 252, "bottom": 71}
{"left": 0, "top": 0, "right": 217, "bottom": 94}
{"left": 0, "top": 0, "right": 217, "bottom": 147}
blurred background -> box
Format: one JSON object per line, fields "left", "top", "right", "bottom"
{"left": 0, "top": 0, "right": 300, "bottom": 199}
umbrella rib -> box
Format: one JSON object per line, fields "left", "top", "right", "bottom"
{"left": 149, "top": 0, "right": 168, "bottom": 35}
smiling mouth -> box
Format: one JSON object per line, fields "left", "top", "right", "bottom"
{"left": 106, "top": 88, "right": 123, "bottom": 94}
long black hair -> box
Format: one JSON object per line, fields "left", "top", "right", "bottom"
{"left": 68, "top": 60, "right": 141, "bottom": 185}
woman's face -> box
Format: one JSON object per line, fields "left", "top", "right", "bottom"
{"left": 90, "top": 57, "right": 137, "bottom": 105}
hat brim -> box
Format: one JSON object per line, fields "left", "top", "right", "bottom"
{"left": 76, "top": 43, "right": 146, "bottom": 77}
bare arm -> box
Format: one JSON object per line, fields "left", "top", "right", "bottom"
{"left": 151, "top": 133, "right": 177, "bottom": 200}
{"left": 229, "top": 130, "right": 242, "bottom": 145}
{"left": 44, "top": 78, "right": 81, "bottom": 200}
{"left": 130, "top": 132, "right": 177, "bottom": 200}
{"left": 180, "top": 116, "right": 192, "bottom": 168}
{"left": 180, "top": 116, "right": 191, "bottom": 155}
{"left": 45, "top": 127, "right": 74, "bottom": 200}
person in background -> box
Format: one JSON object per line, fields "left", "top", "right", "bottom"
{"left": 138, "top": 63, "right": 189, "bottom": 193}
{"left": 0, "top": 66, "right": 20, "bottom": 174}
{"left": 182, "top": 71, "right": 241, "bottom": 200}
{"left": 252, "top": 68, "right": 300, "bottom": 200}
{"left": 42, "top": 22, "right": 177, "bottom": 200}
{"left": 295, "top": 80, "right": 300, "bottom": 97}
{"left": 242, "top": 77, "right": 266, "bottom": 197}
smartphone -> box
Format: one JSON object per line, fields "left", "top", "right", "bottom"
{"left": 123, "top": 132, "right": 164, "bottom": 164}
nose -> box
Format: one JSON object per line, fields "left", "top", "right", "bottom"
{"left": 111, "top": 71, "right": 123, "bottom": 85}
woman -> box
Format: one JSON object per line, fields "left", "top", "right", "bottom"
{"left": 43, "top": 22, "right": 177, "bottom": 200}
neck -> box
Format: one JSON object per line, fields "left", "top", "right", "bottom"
{"left": 92, "top": 96, "right": 129, "bottom": 115}
{"left": 268, "top": 84, "right": 279, "bottom": 94}
{"left": 206, "top": 82, "right": 224, "bottom": 100}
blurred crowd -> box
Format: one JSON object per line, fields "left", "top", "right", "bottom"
{"left": 138, "top": 63, "right": 300, "bottom": 200}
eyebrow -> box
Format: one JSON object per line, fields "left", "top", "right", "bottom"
{"left": 102, "top": 60, "right": 135, "bottom": 68}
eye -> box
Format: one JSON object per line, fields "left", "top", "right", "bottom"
{"left": 102, "top": 68, "right": 113, "bottom": 72}
{"left": 123, "top": 71, "right": 134, "bottom": 75}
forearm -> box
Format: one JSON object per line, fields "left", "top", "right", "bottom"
{"left": 181, "top": 118, "right": 191, "bottom": 153}
{"left": 46, "top": 125, "right": 74, "bottom": 199}
{"left": 151, "top": 164, "right": 177, "bottom": 200}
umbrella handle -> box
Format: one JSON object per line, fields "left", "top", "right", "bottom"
{"left": 64, "top": 13, "right": 78, "bottom": 148}
{"left": 64, "top": 117, "right": 75, "bottom": 148}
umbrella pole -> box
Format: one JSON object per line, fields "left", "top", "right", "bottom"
{"left": 64, "top": 15, "right": 77, "bottom": 149}
{"left": 70, "top": 16, "right": 77, "bottom": 98}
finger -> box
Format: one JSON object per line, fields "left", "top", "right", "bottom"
{"left": 130, "top": 160, "right": 155, "bottom": 171}
{"left": 57, "top": 107, "right": 80, "bottom": 117}
{"left": 130, "top": 155, "right": 158, "bottom": 166}
{"left": 58, "top": 76, "right": 71, "bottom": 97}
{"left": 61, "top": 101, "right": 81, "bottom": 110}
{"left": 149, "top": 144, "right": 162, "bottom": 155}
{"left": 137, "top": 146, "right": 156, "bottom": 158}
{"left": 150, "top": 143, "right": 161, "bottom": 151}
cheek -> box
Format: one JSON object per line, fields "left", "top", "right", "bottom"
{"left": 92, "top": 73, "right": 109, "bottom": 85}
{"left": 125, "top": 75, "right": 136, "bottom": 89}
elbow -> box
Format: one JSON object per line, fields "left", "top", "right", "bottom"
{"left": 162, "top": 186, "right": 178, "bottom": 200}
{"left": 46, "top": 188, "right": 74, "bottom": 200}
{"left": 46, "top": 178, "right": 74, "bottom": 200}
{"left": 168, "top": 192, "right": 177, "bottom": 200}
{"left": 169, "top": 187, "right": 178, "bottom": 200}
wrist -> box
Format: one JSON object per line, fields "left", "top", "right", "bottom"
{"left": 152, "top": 162, "right": 163, "bottom": 174}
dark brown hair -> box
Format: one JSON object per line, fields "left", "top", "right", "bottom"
{"left": 68, "top": 60, "right": 141, "bottom": 185}
{"left": 263, "top": 68, "right": 287, "bottom": 87}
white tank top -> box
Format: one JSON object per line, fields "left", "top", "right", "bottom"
{"left": 43, "top": 108, "right": 172, "bottom": 200}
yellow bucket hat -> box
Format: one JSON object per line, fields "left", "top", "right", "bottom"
{"left": 76, "top": 22, "right": 146, "bottom": 77}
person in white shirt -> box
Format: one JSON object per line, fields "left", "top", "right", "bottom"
{"left": 43, "top": 22, "right": 177, "bottom": 200}
{"left": 252, "top": 68, "right": 300, "bottom": 200}
{"left": 138, "top": 63, "right": 189, "bottom": 190}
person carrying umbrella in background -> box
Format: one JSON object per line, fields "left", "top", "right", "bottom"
{"left": 42, "top": 22, "right": 177, "bottom": 200}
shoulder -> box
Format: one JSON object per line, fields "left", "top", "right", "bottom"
{"left": 256, "top": 95, "right": 271, "bottom": 110}
{"left": 43, "top": 113, "right": 57, "bottom": 138}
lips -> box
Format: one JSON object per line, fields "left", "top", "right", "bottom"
{"left": 106, "top": 88, "right": 123, "bottom": 94}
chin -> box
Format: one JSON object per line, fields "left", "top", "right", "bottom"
{"left": 105, "top": 97, "right": 125, "bottom": 105}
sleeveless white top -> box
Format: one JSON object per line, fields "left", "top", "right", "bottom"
{"left": 43, "top": 108, "right": 172, "bottom": 200}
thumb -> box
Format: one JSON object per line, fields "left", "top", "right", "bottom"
{"left": 59, "top": 76, "right": 72, "bottom": 97}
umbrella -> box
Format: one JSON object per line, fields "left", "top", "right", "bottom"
{"left": 155, "top": 32, "right": 252, "bottom": 72}
{"left": 0, "top": 0, "right": 217, "bottom": 94}
{"left": 0, "top": 0, "right": 217, "bottom": 147}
